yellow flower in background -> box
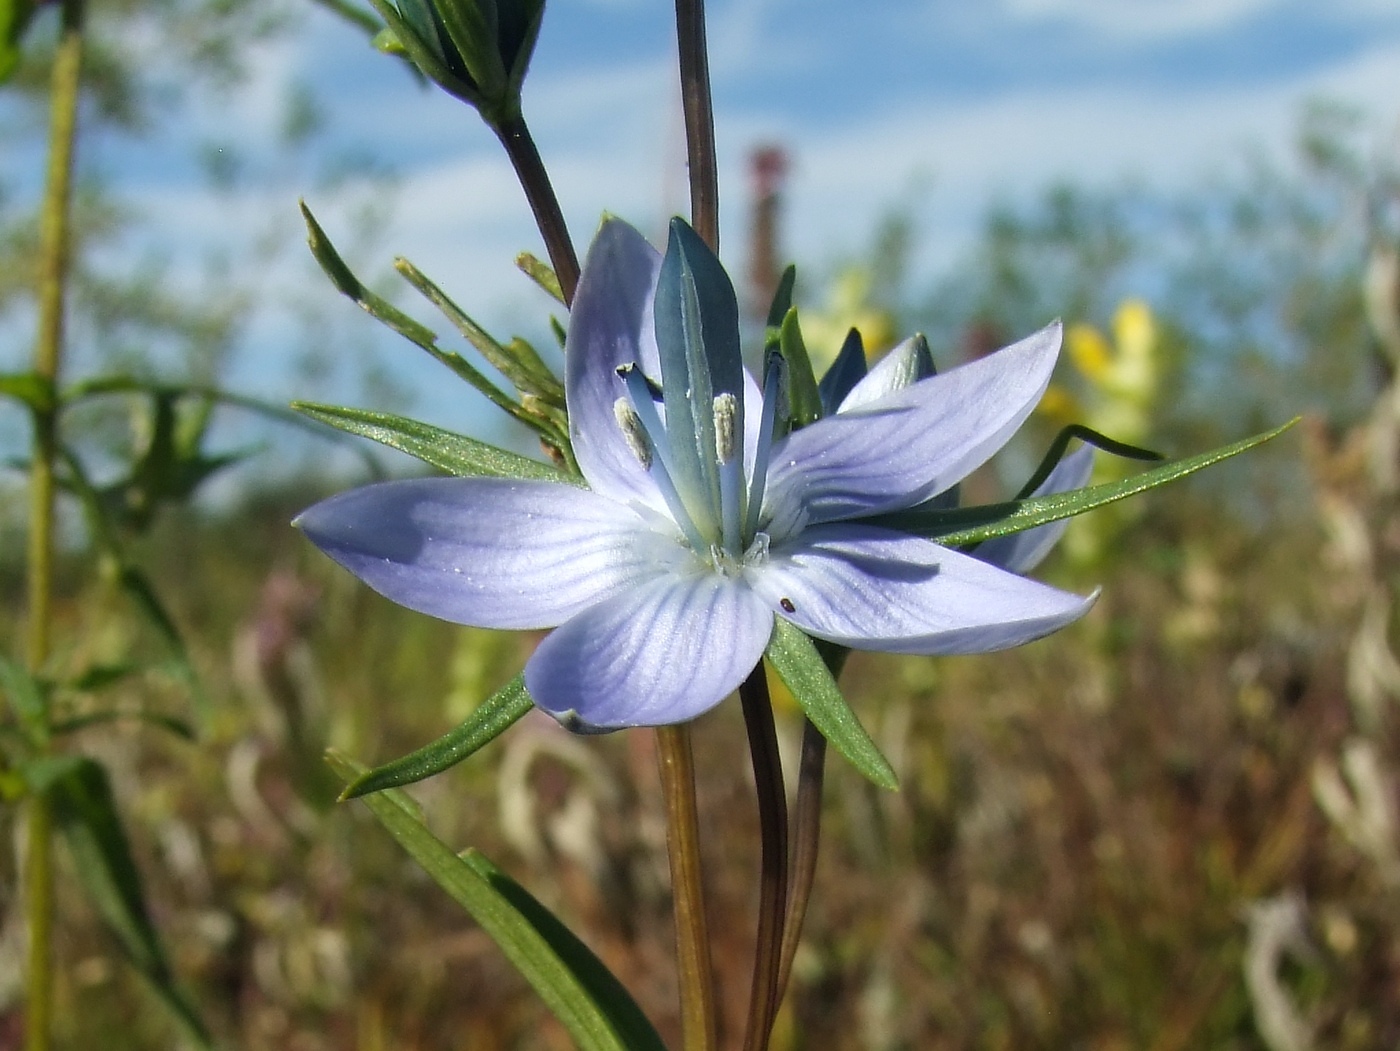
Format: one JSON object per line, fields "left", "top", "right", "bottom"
{"left": 798, "top": 267, "right": 897, "bottom": 373}
{"left": 1053, "top": 298, "right": 1162, "bottom": 568}
{"left": 1065, "top": 297, "right": 1158, "bottom": 447}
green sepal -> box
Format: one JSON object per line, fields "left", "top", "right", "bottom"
{"left": 778, "top": 309, "right": 823, "bottom": 430}
{"left": 516, "top": 250, "right": 565, "bottom": 304}
{"left": 49, "top": 759, "right": 213, "bottom": 1048}
{"left": 339, "top": 673, "right": 534, "bottom": 798}
{"left": 765, "top": 618, "right": 897, "bottom": 790}
{"left": 365, "top": 0, "right": 477, "bottom": 102}
{"left": 394, "top": 256, "right": 564, "bottom": 405}
{"left": 764, "top": 264, "right": 797, "bottom": 334}
{"left": 327, "top": 751, "right": 668, "bottom": 1051}
{"left": 292, "top": 402, "right": 577, "bottom": 483}
{"left": 431, "top": 0, "right": 509, "bottom": 111}
{"left": 501, "top": 0, "right": 546, "bottom": 100}
{"left": 880, "top": 418, "right": 1299, "bottom": 546}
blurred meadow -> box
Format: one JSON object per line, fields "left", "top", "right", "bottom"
{"left": 5, "top": 1, "right": 1400, "bottom": 1049}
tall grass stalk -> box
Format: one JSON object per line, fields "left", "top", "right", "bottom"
{"left": 25, "top": 1, "right": 85, "bottom": 1048}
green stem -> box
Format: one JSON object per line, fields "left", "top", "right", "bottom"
{"left": 674, "top": 0, "right": 719, "bottom": 249}
{"left": 738, "top": 666, "right": 788, "bottom": 1051}
{"left": 655, "top": 725, "right": 717, "bottom": 1051}
{"left": 26, "top": 2, "right": 84, "bottom": 1049}
{"left": 493, "top": 113, "right": 580, "bottom": 306}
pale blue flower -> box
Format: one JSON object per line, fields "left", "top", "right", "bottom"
{"left": 296, "top": 217, "right": 1094, "bottom": 729}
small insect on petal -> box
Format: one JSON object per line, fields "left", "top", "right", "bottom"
{"left": 780, "top": 597, "right": 796, "bottom": 613}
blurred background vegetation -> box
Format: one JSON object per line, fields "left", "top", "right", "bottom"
{"left": 4, "top": 2, "right": 1400, "bottom": 1049}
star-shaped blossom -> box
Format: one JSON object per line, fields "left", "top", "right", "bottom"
{"left": 296, "top": 217, "right": 1095, "bottom": 730}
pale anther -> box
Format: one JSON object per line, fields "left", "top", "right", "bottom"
{"left": 714, "top": 393, "right": 738, "bottom": 465}
{"left": 613, "top": 398, "right": 653, "bottom": 470}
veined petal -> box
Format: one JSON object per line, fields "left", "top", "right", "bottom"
{"left": 976, "top": 445, "right": 1094, "bottom": 573}
{"left": 750, "top": 523, "right": 1094, "bottom": 655}
{"left": 765, "top": 323, "right": 1062, "bottom": 525}
{"left": 525, "top": 570, "right": 773, "bottom": 729}
{"left": 566, "top": 218, "right": 666, "bottom": 508}
{"left": 296, "top": 477, "right": 682, "bottom": 630}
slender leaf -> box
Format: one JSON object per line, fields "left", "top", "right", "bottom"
{"left": 0, "top": 370, "right": 55, "bottom": 413}
{"left": 327, "top": 751, "right": 667, "bottom": 1051}
{"left": 51, "top": 710, "right": 195, "bottom": 742}
{"left": 49, "top": 759, "right": 212, "bottom": 1048}
{"left": 292, "top": 403, "right": 577, "bottom": 484}
{"left": 766, "top": 618, "right": 897, "bottom": 790}
{"left": 341, "top": 673, "right": 534, "bottom": 798}
{"left": 764, "top": 264, "right": 797, "bottom": 332}
{"left": 394, "top": 257, "right": 564, "bottom": 403}
{"left": 0, "top": 656, "right": 49, "bottom": 746}
{"left": 879, "top": 418, "right": 1299, "bottom": 547}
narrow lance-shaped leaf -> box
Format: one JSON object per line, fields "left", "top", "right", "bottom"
{"left": 878, "top": 418, "right": 1299, "bottom": 547}
{"left": 394, "top": 256, "right": 564, "bottom": 404}
{"left": 326, "top": 751, "right": 668, "bottom": 1051}
{"left": 340, "top": 673, "right": 535, "bottom": 798}
{"left": 48, "top": 759, "right": 213, "bottom": 1048}
{"left": 516, "top": 251, "right": 566, "bottom": 304}
{"left": 292, "top": 402, "right": 578, "bottom": 483}
{"left": 765, "top": 617, "right": 898, "bottom": 790}
{"left": 301, "top": 203, "right": 553, "bottom": 437}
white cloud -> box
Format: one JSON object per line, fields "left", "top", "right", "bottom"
{"left": 1000, "top": 0, "right": 1283, "bottom": 40}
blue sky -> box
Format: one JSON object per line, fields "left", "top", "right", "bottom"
{"left": 10, "top": 0, "right": 1400, "bottom": 452}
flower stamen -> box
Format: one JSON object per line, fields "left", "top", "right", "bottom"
{"left": 744, "top": 351, "right": 787, "bottom": 542}
{"left": 714, "top": 392, "right": 744, "bottom": 554}
{"left": 618, "top": 364, "right": 709, "bottom": 552}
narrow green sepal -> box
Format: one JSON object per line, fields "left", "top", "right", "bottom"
{"left": 778, "top": 309, "right": 823, "bottom": 430}
{"left": 516, "top": 251, "right": 566, "bottom": 304}
{"left": 327, "top": 750, "right": 668, "bottom": 1051}
{"left": 766, "top": 618, "right": 898, "bottom": 790}
{"left": 765, "top": 264, "right": 797, "bottom": 333}
{"left": 339, "top": 674, "right": 533, "bottom": 799}
{"left": 882, "top": 418, "right": 1299, "bottom": 546}
{"left": 292, "top": 402, "right": 577, "bottom": 483}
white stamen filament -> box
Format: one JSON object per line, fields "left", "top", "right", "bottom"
{"left": 618, "top": 364, "right": 709, "bottom": 553}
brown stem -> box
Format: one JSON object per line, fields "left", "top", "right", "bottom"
{"left": 493, "top": 113, "right": 579, "bottom": 305}
{"left": 674, "top": 0, "right": 719, "bottom": 250}
{"left": 739, "top": 665, "right": 788, "bottom": 1051}
{"left": 775, "top": 719, "right": 825, "bottom": 1000}
{"left": 655, "top": 725, "right": 718, "bottom": 1051}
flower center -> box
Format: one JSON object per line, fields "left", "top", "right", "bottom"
{"left": 615, "top": 353, "right": 788, "bottom": 564}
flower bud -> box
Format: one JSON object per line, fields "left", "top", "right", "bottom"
{"left": 370, "top": 0, "right": 545, "bottom": 124}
